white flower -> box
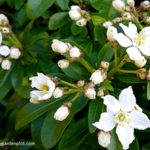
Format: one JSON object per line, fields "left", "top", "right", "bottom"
{"left": 115, "top": 22, "right": 150, "bottom": 64}
{"left": 90, "top": 69, "right": 106, "bottom": 85}
{"left": 76, "top": 18, "right": 87, "bottom": 26}
{"left": 69, "top": 46, "right": 81, "bottom": 58}
{"left": 112, "top": 0, "right": 126, "bottom": 12}
{"left": 103, "top": 21, "right": 113, "bottom": 28}
{"left": 69, "top": 5, "right": 82, "bottom": 21}
{"left": 51, "top": 39, "right": 71, "bottom": 54}
{"left": 106, "top": 26, "right": 118, "bottom": 42}
{"left": 0, "top": 45, "right": 10, "bottom": 57}
{"left": 93, "top": 86, "right": 150, "bottom": 150}
{"left": 1, "top": 59, "right": 11, "bottom": 70}
{"left": 57, "top": 59, "right": 69, "bottom": 69}
{"left": 127, "top": 0, "right": 135, "bottom": 7}
{"left": 0, "top": 14, "right": 9, "bottom": 26}
{"left": 53, "top": 87, "right": 64, "bottom": 98}
{"left": 134, "top": 56, "right": 147, "bottom": 68}
{"left": 10, "top": 47, "right": 21, "bottom": 59}
{"left": 84, "top": 87, "right": 96, "bottom": 99}
{"left": 54, "top": 105, "right": 70, "bottom": 121}
{"left": 97, "top": 131, "right": 111, "bottom": 148}
{"left": 29, "top": 73, "right": 55, "bottom": 103}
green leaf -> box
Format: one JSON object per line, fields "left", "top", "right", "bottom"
{"left": 98, "top": 43, "right": 114, "bottom": 63}
{"left": 15, "top": 95, "right": 71, "bottom": 129}
{"left": 26, "top": 0, "right": 55, "bottom": 19}
{"left": 147, "top": 81, "right": 150, "bottom": 100}
{"left": 48, "top": 12, "right": 69, "bottom": 30}
{"left": 56, "top": 0, "right": 69, "bottom": 10}
{"left": 91, "top": 15, "right": 106, "bottom": 26}
{"left": 130, "top": 137, "right": 140, "bottom": 150}
{"left": 41, "top": 96, "right": 88, "bottom": 149}
{"left": 59, "top": 118, "right": 89, "bottom": 150}
{"left": 88, "top": 99, "right": 104, "bottom": 133}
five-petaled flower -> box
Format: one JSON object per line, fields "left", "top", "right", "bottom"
{"left": 29, "top": 73, "right": 55, "bottom": 104}
{"left": 115, "top": 22, "right": 150, "bottom": 67}
{"left": 93, "top": 86, "right": 150, "bottom": 149}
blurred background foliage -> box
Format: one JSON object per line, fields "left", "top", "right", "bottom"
{"left": 0, "top": 0, "right": 149, "bottom": 150}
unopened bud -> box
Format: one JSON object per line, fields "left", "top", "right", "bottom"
{"left": 53, "top": 87, "right": 64, "bottom": 98}
{"left": 54, "top": 104, "right": 70, "bottom": 121}
{"left": 0, "top": 45, "right": 10, "bottom": 57}
{"left": 112, "top": 0, "right": 126, "bottom": 12}
{"left": 97, "top": 131, "right": 111, "bottom": 148}
{"left": 90, "top": 69, "right": 106, "bottom": 85}
{"left": 137, "top": 68, "right": 147, "bottom": 80}
{"left": 0, "top": 14, "right": 9, "bottom": 26}
{"left": 58, "top": 59, "right": 69, "bottom": 69}
{"left": 51, "top": 39, "right": 71, "bottom": 54}
{"left": 10, "top": 47, "right": 21, "bottom": 59}
{"left": 1, "top": 27, "right": 10, "bottom": 34}
{"left": 145, "top": 16, "right": 150, "bottom": 24}
{"left": 107, "top": 26, "right": 118, "bottom": 42}
{"left": 112, "top": 17, "right": 122, "bottom": 24}
{"left": 127, "top": 0, "right": 135, "bottom": 7}
{"left": 77, "top": 80, "right": 85, "bottom": 87}
{"left": 100, "top": 61, "right": 109, "bottom": 70}
{"left": 134, "top": 57, "right": 147, "bottom": 68}
{"left": 97, "top": 88, "right": 105, "bottom": 97}
{"left": 76, "top": 18, "right": 87, "bottom": 26}
{"left": 69, "top": 46, "right": 81, "bottom": 58}
{"left": 1, "top": 59, "right": 11, "bottom": 70}
{"left": 103, "top": 21, "right": 113, "bottom": 28}
{"left": 140, "top": 1, "right": 150, "bottom": 10}
{"left": 122, "top": 12, "right": 132, "bottom": 20}
{"left": 84, "top": 87, "right": 96, "bottom": 99}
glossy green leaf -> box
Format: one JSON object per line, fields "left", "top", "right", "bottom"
{"left": 56, "top": 0, "right": 69, "bottom": 10}
{"left": 59, "top": 118, "right": 89, "bottom": 150}
{"left": 130, "top": 137, "right": 140, "bottom": 150}
{"left": 15, "top": 95, "right": 71, "bottom": 129}
{"left": 88, "top": 99, "right": 104, "bottom": 133}
{"left": 41, "top": 96, "right": 88, "bottom": 149}
{"left": 91, "top": 15, "right": 106, "bottom": 26}
{"left": 48, "top": 12, "right": 69, "bottom": 30}
{"left": 26, "top": 0, "right": 55, "bottom": 19}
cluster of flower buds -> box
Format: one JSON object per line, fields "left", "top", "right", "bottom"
{"left": 51, "top": 39, "right": 82, "bottom": 69}
{"left": 29, "top": 73, "right": 64, "bottom": 104}
{"left": 84, "top": 61, "right": 109, "bottom": 99}
{"left": 140, "top": 0, "right": 150, "bottom": 10}
{"left": 54, "top": 102, "right": 72, "bottom": 121}
{"left": 69, "top": 5, "right": 90, "bottom": 27}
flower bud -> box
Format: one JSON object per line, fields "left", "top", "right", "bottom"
{"left": 0, "top": 45, "right": 10, "bottom": 57}
{"left": 0, "top": 14, "right": 9, "bottom": 26}
{"left": 90, "top": 69, "right": 106, "bottom": 85}
{"left": 77, "top": 80, "right": 85, "bottom": 87}
{"left": 69, "top": 6, "right": 82, "bottom": 21}
{"left": 103, "top": 21, "right": 113, "bottom": 28}
{"left": 97, "top": 131, "right": 111, "bottom": 148}
{"left": 97, "top": 88, "right": 105, "bottom": 97}
{"left": 57, "top": 59, "right": 69, "bottom": 69}
{"left": 54, "top": 105, "right": 70, "bottom": 121}
{"left": 51, "top": 39, "right": 71, "bottom": 54}
{"left": 127, "top": 0, "right": 135, "bottom": 7}
{"left": 100, "top": 61, "right": 109, "bottom": 70}
{"left": 69, "top": 46, "right": 81, "bottom": 58}
{"left": 140, "top": 1, "right": 150, "bottom": 10}
{"left": 112, "top": 0, "right": 126, "bottom": 12}
{"left": 53, "top": 87, "right": 64, "bottom": 98}
{"left": 1, "top": 59, "right": 11, "bottom": 70}
{"left": 134, "top": 57, "right": 147, "bottom": 68}
{"left": 137, "top": 68, "right": 147, "bottom": 80}
{"left": 1, "top": 27, "right": 10, "bottom": 34}
{"left": 76, "top": 18, "right": 87, "bottom": 26}
{"left": 10, "top": 47, "right": 21, "bottom": 59}
{"left": 84, "top": 87, "right": 96, "bottom": 99}
{"left": 112, "top": 17, "right": 122, "bottom": 24}
{"left": 145, "top": 16, "right": 150, "bottom": 24}
{"left": 122, "top": 12, "right": 132, "bottom": 21}
{"left": 107, "top": 26, "right": 118, "bottom": 42}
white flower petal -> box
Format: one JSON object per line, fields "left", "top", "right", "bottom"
{"left": 116, "top": 125, "right": 134, "bottom": 150}
{"left": 103, "top": 95, "right": 120, "bottom": 114}
{"left": 139, "top": 46, "right": 150, "bottom": 56}
{"left": 115, "top": 33, "right": 132, "bottom": 47}
{"left": 119, "top": 86, "right": 136, "bottom": 112}
{"left": 130, "top": 112, "right": 150, "bottom": 130}
{"left": 140, "top": 26, "right": 150, "bottom": 37}
{"left": 93, "top": 112, "right": 116, "bottom": 132}
{"left": 119, "top": 22, "right": 138, "bottom": 40}
{"left": 126, "top": 46, "right": 143, "bottom": 60}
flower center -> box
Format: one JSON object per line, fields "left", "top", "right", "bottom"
{"left": 41, "top": 84, "right": 49, "bottom": 94}
{"left": 133, "top": 34, "right": 144, "bottom": 46}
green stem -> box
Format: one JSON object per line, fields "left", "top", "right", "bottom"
{"left": 60, "top": 80, "right": 78, "bottom": 88}
{"left": 79, "top": 58, "right": 95, "bottom": 73}
{"left": 114, "top": 47, "right": 118, "bottom": 67}
{"left": 64, "top": 88, "right": 82, "bottom": 94}
{"left": 108, "top": 54, "right": 129, "bottom": 78}
{"left": 119, "top": 69, "right": 137, "bottom": 74}
{"left": 71, "top": 92, "right": 80, "bottom": 103}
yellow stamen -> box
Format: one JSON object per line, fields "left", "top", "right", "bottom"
{"left": 41, "top": 84, "right": 49, "bottom": 94}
